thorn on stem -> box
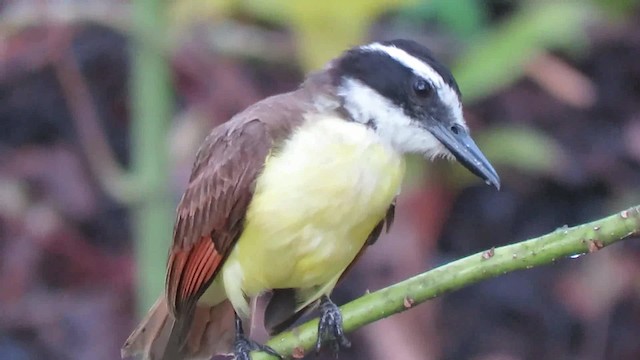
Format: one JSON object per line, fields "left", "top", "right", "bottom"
{"left": 482, "top": 247, "right": 495, "bottom": 260}
{"left": 292, "top": 347, "right": 305, "bottom": 359}
{"left": 588, "top": 239, "right": 604, "bottom": 252}
{"left": 403, "top": 297, "right": 415, "bottom": 308}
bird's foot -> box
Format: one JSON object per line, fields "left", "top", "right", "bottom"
{"left": 315, "top": 296, "right": 351, "bottom": 357}
{"left": 234, "top": 313, "right": 282, "bottom": 360}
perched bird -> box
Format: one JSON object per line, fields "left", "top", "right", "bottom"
{"left": 122, "top": 39, "right": 500, "bottom": 360}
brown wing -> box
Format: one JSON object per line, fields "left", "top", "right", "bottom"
{"left": 166, "top": 118, "right": 271, "bottom": 316}
{"left": 164, "top": 85, "right": 316, "bottom": 317}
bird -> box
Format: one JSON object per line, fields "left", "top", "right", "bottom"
{"left": 121, "top": 39, "right": 500, "bottom": 360}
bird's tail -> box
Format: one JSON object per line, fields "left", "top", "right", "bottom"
{"left": 121, "top": 296, "right": 237, "bottom": 360}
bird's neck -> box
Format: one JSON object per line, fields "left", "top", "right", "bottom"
{"left": 301, "top": 71, "right": 368, "bottom": 130}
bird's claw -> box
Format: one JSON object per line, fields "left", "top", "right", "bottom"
{"left": 234, "top": 313, "right": 282, "bottom": 360}
{"left": 315, "top": 296, "right": 350, "bottom": 357}
{"left": 234, "top": 337, "right": 282, "bottom": 360}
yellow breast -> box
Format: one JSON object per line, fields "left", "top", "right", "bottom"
{"left": 220, "top": 115, "right": 405, "bottom": 316}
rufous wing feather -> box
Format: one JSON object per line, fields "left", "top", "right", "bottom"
{"left": 165, "top": 119, "right": 272, "bottom": 315}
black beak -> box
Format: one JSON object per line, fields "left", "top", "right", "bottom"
{"left": 429, "top": 123, "right": 500, "bottom": 189}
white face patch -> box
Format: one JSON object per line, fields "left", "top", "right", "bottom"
{"left": 361, "top": 42, "right": 466, "bottom": 130}
{"left": 338, "top": 77, "right": 452, "bottom": 159}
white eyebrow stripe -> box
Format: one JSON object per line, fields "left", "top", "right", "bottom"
{"left": 361, "top": 43, "right": 447, "bottom": 87}
{"left": 360, "top": 42, "right": 464, "bottom": 126}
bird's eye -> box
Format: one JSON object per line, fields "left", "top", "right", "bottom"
{"left": 412, "top": 79, "right": 432, "bottom": 98}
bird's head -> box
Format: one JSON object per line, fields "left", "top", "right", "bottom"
{"left": 329, "top": 39, "right": 500, "bottom": 189}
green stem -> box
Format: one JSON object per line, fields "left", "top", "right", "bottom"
{"left": 131, "top": 0, "right": 173, "bottom": 314}
{"left": 256, "top": 205, "right": 640, "bottom": 359}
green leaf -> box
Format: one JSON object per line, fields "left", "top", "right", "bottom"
{"left": 398, "top": 0, "right": 486, "bottom": 38}
{"left": 239, "top": 0, "right": 418, "bottom": 70}
{"left": 453, "top": 1, "right": 597, "bottom": 103}
{"left": 477, "top": 126, "right": 564, "bottom": 174}
{"left": 445, "top": 125, "right": 566, "bottom": 188}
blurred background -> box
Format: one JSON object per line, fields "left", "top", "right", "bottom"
{"left": 1, "top": 0, "right": 640, "bottom": 359}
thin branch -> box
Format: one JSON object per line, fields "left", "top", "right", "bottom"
{"left": 255, "top": 205, "right": 640, "bottom": 359}
{"left": 525, "top": 51, "right": 596, "bottom": 109}
{"left": 52, "top": 30, "right": 137, "bottom": 204}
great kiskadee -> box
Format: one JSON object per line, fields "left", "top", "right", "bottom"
{"left": 122, "top": 39, "right": 500, "bottom": 360}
